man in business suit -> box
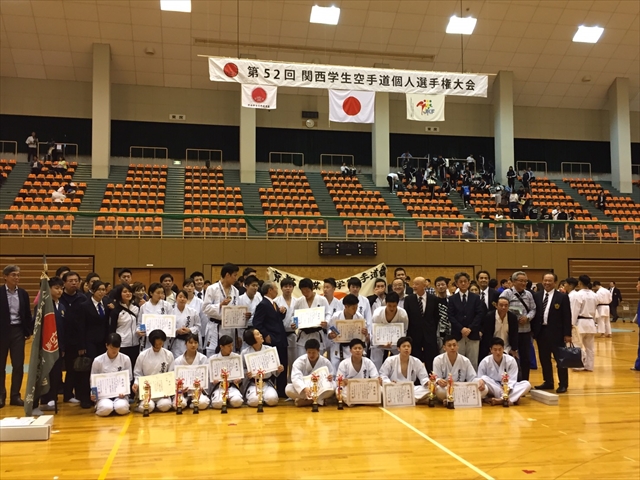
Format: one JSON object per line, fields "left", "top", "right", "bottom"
{"left": 532, "top": 273, "right": 572, "bottom": 393}
{"left": 388, "top": 267, "right": 414, "bottom": 296}
{"left": 448, "top": 272, "right": 485, "bottom": 370}
{"left": 404, "top": 277, "right": 439, "bottom": 372}
{"left": 609, "top": 281, "right": 622, "bottom": 322}
{"left": 368, "top": 278, "right": 387, "bottom": 311}
{"left": 252, "top": 281, "right": 288, "bottom": 398}
{"left": 476, "top": 270, "right": 500, "bottom": 314}
{"left": 0, "top": 265, "right": 34, "bottom": 408}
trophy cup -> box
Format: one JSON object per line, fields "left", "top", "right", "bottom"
{"left": 142, "top": 381, "right": 151, "bottom": 417}
{"left": 221, "top": 369, "right": 229, "bottom": 414}
{"left": 501, "top": 371, "right": 510, "bottom": 408}
{"left": 446, "top": 373, "right": 455, "bottom": 410}
{"left": 337, "top": 375, "right": 344, "bottom": 410}
{"left": 193, "top": 378, "right": 201, "bottom": 415}
{"left": 427, "top": 372, "right": 437, "bottom": 408}
{"left": 256, "top": 369, "right": 265, "bottom": 413}
{"left": 176, "top": 378, "right": 185, "bottom": 415}
{"left": 311, "top": 372, "right": 319, "bottom": 413}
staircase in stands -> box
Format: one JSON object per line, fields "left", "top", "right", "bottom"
{"left": 0, "top": 163, "right": 29, "bottom": 221}
{"left": 304, "top": 172, "right": 346, "bottom": 238}
{"left": 223, "top": 169, "right": 267, "bottom": 237}
{"left": 163, "top": 167, "right": 185, "bottom": 237}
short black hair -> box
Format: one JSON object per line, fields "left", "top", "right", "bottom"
{"left": 106, "top": 333, "right": 122, "bottom": 348}
{"left": 394, "top": 267, "right": 406, "bottom": 276}
{"left": 374, "top": 278, "right": 386, "bottom": 287}
{"left": 48, "top": 276, "right": 64, "bottom": 288}
{"left": 113, "top": 284, "right": 133, "bottom": 303}
{"left": 118, "top": 268, "right": 132, "bottom": 278}
{"left": 396, "top": 336, "right": 412, "bottom": 348}
{"left": 91, "top": 281, "right": 105, "bottom": 292}
{"left": 148, "top": 282, "right": 163, "bottom": 295}
{"left": 500, "top": 278, "right": 508, "bottom": 285}
{"left": 578, "top": 275, "right": 591, "bottom": 286}
{"left": 476, "top": 270, "right": 490, "bottom": 280}
{"left": 242, "top": 267, "right": 257, "bottom": 277}
{"left": 386, "top": 292, "right": 400, "bottom": 304}
{"left": 280, "top": 278, "right": 296, "bottom": 288}
{"left": 149, "top": 329, "right": 167, "bottom": 345}
{"left": 342, "top": 294, "right": 359, "bottom": 306}
{"left": 349, "top": 338, "right": 366, "bottom": 349}
{"left": 243, "top": 327, "right": 259, "bottom": 346}
{"left": 218, "top": 335, "right": 234, "bottom": 347}
{"left": 55, "top": 266, "right": 70, "bottom": 277}
{"left": 221, "top": 263, "right": 239, "bottom": 278}
{"left": 491, "top": 337, "right": 505, "bottom": 348}
{"left": 488, "top": 278, "right": 498, "bottom": 289}
{"left": 565, "top": 277, "right": 578, "bottom": 288}
{"left": 183, "top": 278, "right": 195, "bottom": 287}
{"left": 592, "top": 280, "right": 601, "bottom": 287}
{"left": 323, "top": 278, "right": 337, "bottom": 289}
{"left": 348, "top": 277, "right": 362, "bottom": 288}
{"left": 244, "top": 275, "right": 259, "bottom": 286}
{"left": 443, "top": 334, "right": 457, "bottom": 344}
{"left": 434, "top": 276, "right": 447, "bottom": 285}
{"left": 160, "top": 273, "right": 173, "bottom": 283}
{"left": 185, "top": 333, "right": 199, "bottom": 344}
{"left": 85, "top": 272, "right": 100, "bottom": 283}
{"left": 304, "top": 339, "right": 321, "bottom": 350}
{"left": 454, "top": 272, "right": 470, "bottom": 283}
{"left": 189, "top": 271, "right": 204, "bottom": 279}
{"left": 299, "top": 278, "right": 314, "bottom": 290}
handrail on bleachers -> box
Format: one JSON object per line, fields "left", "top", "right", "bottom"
{"left": 129, "top": 146, "right": 169, "bottom": 163}
{"left": 632, "top": 165, "right": 640, "bottom": 176}
{"left": 185, "top": 148, "right": 223, "bottom": 167}
{"left": 395, "top": 156, "right": 429, "bottom": 169}
{"left": 0, "top": 140, "right": 18, "bottom": 156}
{"left": 268, "top": 151, "right": 304, "bottom": 167}
{"left": 37, "top": 142, "right": 79, "bottom": 160}
{"left": 320, "top": 154, "right": 354, "bottom": 168}
{"left": 516, "top": 160, "right": 547, "bottom": 176}
{"left": 561, "top": 162, "right": 592, "bottom": 178}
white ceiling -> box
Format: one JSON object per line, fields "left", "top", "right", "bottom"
{"left": 0, "top": 0, "right": 638, "bottom": 110}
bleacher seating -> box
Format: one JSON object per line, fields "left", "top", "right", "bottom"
{"left": 95, "top": 164, "right": 165, "bottom": 236}
{"left": 397, "top": 189, "right": 464, "bottom": 239}
{"left": 183, "top": 166, "right": 246, "bottom": 237}
{"left": 0, "top": 158, "right": 16, "bottom": 186}
{"left": 322, "top": 171, "right": 402, "bottom": 238}
{"left": 0, "top": 161, "right": 84, "bottom": 236}
{"left": 262, "top": 169, "right": 326, "bottom": 237}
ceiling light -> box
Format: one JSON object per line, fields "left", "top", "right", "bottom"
{"left": 160, "top": 0, "right": 191, "bottom": 13}
{"left": 573, "top": 25, "right": 603, "bottom": 43}
{"left": 446, "top": 15, "right": 477, "bottom": 35}
{"left": 310, "top": 5, "right": 340, "bottom": 25}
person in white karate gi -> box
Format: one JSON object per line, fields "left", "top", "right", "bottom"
{"left": 138, "top": 282, "right": 174, "bottom": 350}
{"left": 327, "top": 294, "right": 367, "bottom": 371}
{"left": 370, "top": 292, "right": 408, "bottom": 369}
{"left": 285, "top": 339, "right": 335, "bottom": 407}
{"left": 432, "top": 336, "right": 488, "bottom": 403}
{"left": 210, "top": 335, "right": 244, "bottom": 409}
{"left": 275, "top": 278, "right": 299, "bottom": 382}
{"left": 592, "top": 281, "right": 613, "bottom": 338}
{"left": 170, "top": 290, "right": 201, "bottom": 358}
{"left": 323, "top": 278, "right": 344, "bottom": 319}
{"left": 292, "top": 278, "right": 331, "bottom": 358}
{"left": 477, "top": 337, "right": 531, "bottom": 406}
{"left": 174, "top": 334, "right": 210, "bottom": 409}
{"left": 347, "top": 277, "right": 373, "bottom": 327}
{"left": 570, "top": 275, "right": 598, "bottom": 372}
{"left": 336, "top": 339, "right": 382, "bottom": 407}
{"left": 379, "top": 336, "right": 430, "bottom": 404}
{"left": 202, "top": 263, "right": 241, "bottom": 356}
{"left": 90, "top": 333, "right": 132, "bottom": 417}
{"left": 237, "top": 275, "right": 262, "bottom": 350}
{"left": 183, "top": 278, "right": 208, "bottom": 351}
{"left": 242, "top": 327, "right": 284, "bottom": 408}
{"left": 132, "top": 329, "right": 175, "bottom": 413}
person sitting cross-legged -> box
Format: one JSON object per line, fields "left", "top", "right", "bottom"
{"left": 285, "top": 339, "right": 335, "bottom": 407}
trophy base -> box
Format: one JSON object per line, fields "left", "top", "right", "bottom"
{"left": 257, "top": 404, "right": 264, "bottom": 413}
{"left": 221, "top": 404, "right": 228, "bottom": 414}
{"left": 503, "top": 398, "right": 510, "bottom": 408}
{"left": 193, "top": 406, "right": 199, "bottom": 415}
{"left": 428, "top": 397, "right": 435, "bottom": 408}
{"left": 337, "top": 404, "right": 343, "bottom": 410}
{"left": 312, "top": 403, "right": 319, "bottom": 413}
{"left": 143, "top": 408, "right": 149, "bottom": 418}
{"left": 446, "top": 401, "right": 455, "bottom": 410}
{"left": 176, "top": 406, "right": 182, "bottom": 415}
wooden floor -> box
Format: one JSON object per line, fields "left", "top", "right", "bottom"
{"left": 1, "top": 325, "right": 639, "bottom": 480}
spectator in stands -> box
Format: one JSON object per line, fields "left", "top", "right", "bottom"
{"left": 30, "top": 158, "right": 43, "bottom": 175}
{"left": 494, "top": 211, "right": 505, "bottom": 240}
{"left": 436, "top": 155, "right": 446, "bottom": 180}
{"left": 462, "top": 221, "right": 476, "bottom": 241}
{"left": 506, "top": 166, "right": 516, "bottom": 190}
{"left": 426, "top": 171, "right": 437, "bottom": 199}
{"left": 52, "top": 158, "right": 67, "bottom": 177}
{"left": 522, "top": 167, "right": 534, "bottom": 192}
{"left": 400, "top": 151, "right": 413, "bottom": 166}
{"left": 387, "top": 171, "right": 400, "bottom": 194}
{"left": 441, "top": 178, "right": 452, "bottom": 195}
{"left": 596, "top": 189, "right": 607, "bottom": 211}
{"left": 538, "top": 207, "right": 551, "bottom": 241}
{"left": 340, "top": 163, "right": 356, "bottom": 176}
{"left": 482, "top": 214, "right": 492, "bottom": 240}
{"left": 63, "top": 182, "right": 76, "bottom": 195}
{"left": 567, "top": 211, "right": 576, "bottom": 241}
{"left": 46, "top": 138, "right": 56, "bottom": 161}
{"left": 493, "top": 184, "right": 503, "bottom": 206}
{"left": 415, "top": 168, "right": 425, "bottom": 192}
{"left": 52, "top": 186, "right": 66, "bottom": 203}
{"left": 26, "top": 132, "right": 38, "bottom": 163}
{"left": 462, "top": 183, "right": 471, "bottom": 210}
{"left": 466, "top": 154, "right": 475, "bottom": 168}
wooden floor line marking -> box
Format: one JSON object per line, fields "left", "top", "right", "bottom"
{"left": 565, "top": 391, "right": 640, "bottom": 397}
{"left": 559, "top": 431, "right": 568, "bottom": 435}
{"left": 623, "top": 457, "right": 636, "bottom": 462}
{"left": 98, "top": 414, "right": 133, "bottom": 480}
{"left": 578, "top": 439, "right": 587, "bottom": 443}
{"left": 600, "top": 447, "right": 611, "bottom": 452}
{"left": 380, "top": 407, "right": 494, "bottom": 480}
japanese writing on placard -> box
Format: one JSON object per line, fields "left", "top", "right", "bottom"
{"left": 303, "top": 366, "right": 333, "bottom": 397}
{"left": 138, "top": 371, "right": 176, "bottom": 399}
{"left": 348, "top": 378, "right": 380, "bottom": 404}
{"left": 383, "top": 381, "right": 415, "bottom": 408}
{"left": 209, "top": 356, "right": 243, "bottom": 382}
{"left": 296, "top": 307, "right": 325, "bottom": 329}
{"left": 243, "top": 347, "right": 280, "bottom": 375}
{"left": 209, "top": 57, "right": 488, "bottom": 97}
{"left": 175, "top": 365, "right": 209, "bottom": 390}
{"left": 141, "top": 314, "right": 176, "bottom": 338}
{"left": 91, "top": 370, "right": 130, "bottom": 400}
{"left": 334, "top": 320, "right": 366, "bottom": 343}
{"left": 372, "top": 323, "right": 405, "bottom": 346}
{"left": 453, "top": 382, "right": 483, "bottom": 408}
{"left": 222, "top": 306, "right": 248, "bottom": 329}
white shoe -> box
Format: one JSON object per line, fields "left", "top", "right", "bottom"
{"left": 67, "top": 398, "right": 80, "bottom": 404}
{"left": 32, "top": 408, "right": 44, "bottom": 416}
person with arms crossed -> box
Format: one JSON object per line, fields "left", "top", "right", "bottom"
{"left": 90, "top": 333, "right": 132, "bottom": 417}
{"left": 285, "top": 339, "right": 335, "bottom": 407}
{"left": 477, "top": 337, "right": 531, "bottom": 406}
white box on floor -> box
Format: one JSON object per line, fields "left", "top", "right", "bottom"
{"left": 530, "top": 389, "right": 559, "bottom": 405}
{"left": 0, "top": 415, "right": 54, "bottom": 441}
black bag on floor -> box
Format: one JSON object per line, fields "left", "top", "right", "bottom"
{"left": 555, "top": 344, "right": 583, "bottom": 369}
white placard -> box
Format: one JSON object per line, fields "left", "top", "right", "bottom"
{"left": 383, "top": 381, "right": 416, "bottom": 408}
{"left": 221, "top": 305, "right": 248, "bottom": 329}
{"left": 334, "top": 320, "right": 366, "bottom": 343}
{"left": 296, "top": 307, "right": 325, "bottom": 329}
{"left": 90, "top": 370, "right": 130, "bottom": 400}
{"left": 453, "top": 382, "right": 483, "bottom": 408}
{"left": 138, "top": 371, "right": 176, "bottom": 399}
{"left": 141, "top": 314, "right": 177, "bottom": 338}
{"left": 209, "top": 356, "right": 244, "bottom": 382}
{"left": 243, "top": 347, "right": 281, "bottom": 376}
{"left": 175, "top": 365, "right": 209, "bottom": 390}
{"left": 302, "top": 366, "right": 333, "bottom": 398}
{"left": 372, "top": 323, "right": 405, "bottom": 346}
{"left": 347, "top": 378, "right": 380, "bottom": 405}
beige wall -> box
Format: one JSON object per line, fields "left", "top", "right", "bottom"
{"left": 1, "top": 76, "right": 638, "bottom": 142}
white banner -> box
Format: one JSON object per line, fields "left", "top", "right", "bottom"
{"left": 329, "top": 90, "right": 375, "bottom": 124}
{"left": 406, "top": 94, "right": 445, "bottom": 122}
{"left": 267, "top": 263, "right": 387, "bottom": 299}
{"left": 209, "top": 57, "right": 489, "bottom": 97}
{"left": 241, "top": 84, "right": 278, "bottom": 109}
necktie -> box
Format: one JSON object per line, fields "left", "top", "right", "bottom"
{"left": 197, "top": 291, "right": 202, "bottom": 299}
{"left": 481, "top": 291, "right": 485, "bottom": 305}
{"left": 542, "top": 292, "right": 549, "bottom": 323}
{"left": 462, "top": 294, "right": 467, "bottom": 304}
{"left": 418, "top": 296, "right": 424, "bottom": 315}
{"left": 98, "top": 302, "right": 105, "bottom": 317}
{"left": 273, "top": 302, "right": 278, "bottom": 311}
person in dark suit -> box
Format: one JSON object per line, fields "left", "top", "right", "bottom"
{"left": 480, "top": 297, "right": 519, "bottom": 362}
{"left": 476, "top": 270, "right": 500, "bottom": 313}
{"left": 252, "top": 281, "right": 288, "bottom": 398}
{"left": 448, "top": 272, "right": 485, "bottom": 370}
{"left": 404, "top": 277, "right": 439, "bottom": 372}
{"left": 0, "top": 265, "right": 34, "bottom": 408}
{"left": 609, "top": 281, "right": 622, "bottom": 322}
{"left": 531, "top": 273, "right": 572, "bottom": 394}
{"left": 387, "top": 267, "right": 413, "bottom": 296}
{"left": 60, "top": 271, "right": 88, "bottom": 405}
{"left": 368, "top": 278, "right": 387, "bottom": 311}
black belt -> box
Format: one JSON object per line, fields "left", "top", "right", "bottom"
{"left": 10, "top": 323, "right": 22, "bottom": 327}
{"left": 578, "top": 316, "right": 593, "bottom": 319}
{"left": 286, "top": 331, "right": 296, "bottom": 336}
{"left": 301, "top": 327, "right": 323, "bottom": 334}
{"left": 210, "top": 318, "right": 221, "bottom": 325}
{"left": 597, "top": 304, "right": 609, "bottom": 307}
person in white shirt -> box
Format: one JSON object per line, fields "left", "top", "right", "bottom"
{"left": 369, "top": 292, "right": 408, "bottom": 369}
{"left": 477, "top": 337, "right": 531, "bottom": 406}
{"left": 285, "top": 339, "right": 335, "bottom": 407}
{"left": 188, "top": 271, "right": 206, "bottom": 300}
{"left": 238, "top": 275, "right": 262, "bottom": 350}
{"left": 108, "top": 284, "right": 141, "bottom": 370}
{"left": 26, "top": 132, "right": 37, "bottom": 163}
{"left": 242, "top": 328, "right": 284, "bottom": 408}
{"left": 323, "top": 278, "right": 344, "bottom": 319}
{"left": 462, "top": 221, "right": 476, "bottom": 241}
{"left": 432, "top": 336, "right": 487, "bottom": 403}
{"left": 170, "top": 290, "right": 201, "bottom": 358}
{"left": 391, "top": 278, "right": 407, "bottom": 309}
{"left": 368, "top": 278, "right": 387, "bottom": 312}
{"left": 275, "top": 278, "right": 298, "bottom": 382}
{"left": 379, "top": 337, "right": 430, "bottom": 404}
{"left": 293, "top": 278, "right": 331, "bottom": 357}
{"left": 569, "top": 276, "right": 598, "bottom": 371}
{"left": 160, "top": 273, "right": 176, "bottom": 307}
{"left": 592, "top": 281, "right": 613, "bottom": 338}
{"left": 210, "top": 335, "right": 244, "bottom": 409}
{"left": 327, "top": 294, "right": 367, "bottom": 371}
{"left": 182, "top": 278, "right": 208, "bottom": 351}
{"left": 174, "top": 334, "right": 210, "bottom": 409}
{"left": 138, "top": 282, "right": 173, "bottom": 350}
{"left": 336, "top": 339, "right": 381, "bottom": 406}
{"left": 90, "top": 333, "right": 132, "bottom": 417}
{"left": 202, "top": 263, "right": 240, "bottom": 356}
{"left": 387, "top": 172, "right": 400, "bottom": 193}
{"left": 347, "top": 277, "right": 372, "bottom": 327}
{"left": 132, "top": 329, "right": 174, "bottom": 413}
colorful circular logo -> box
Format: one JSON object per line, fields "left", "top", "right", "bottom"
{"left": 223, "top": 62, "right": 239, "bottom": 77}
{"left": 251, "top": 87, "right": 267, "bottom": 103}
{"left": 342, "top": 96, "right": 362, "bottom": 116}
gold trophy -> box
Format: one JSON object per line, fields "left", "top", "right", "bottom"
{"left": 193, "top": 378, "right": 201, "bottom": 415}
{"left": 311, "top": 372, "right": 319, "bottom": 413}
{"left": 175, "top": 378, "right": 185, "bottom": 415}
{"left": 221, "top": 369, "right": 229, "bottom": 415}
{"left": 256, "top": 369, "right": 265, "bottom": 413}
{"left": 446, "top": 373, "right": 455, "bottom": 410}
{"left": 427, "top": 372, "right": 437, "bottom": 408}
{"left": 142, "top": 381, "right": 151, "bottom": 417}
{"left": 337, "top": 375, "right": 344, "bottom": 410}
{"left": 501, "top": 371, "right": 510, "bottom": 408}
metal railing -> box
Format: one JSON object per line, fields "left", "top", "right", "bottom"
{"left": 37, "top": 142, "right": 79, "bottom": 160}
{"left": 395, "top": 156, "right": 430, "bottom": 169}
{"left": 0, "top": 140, "right": 18, "bottom": 157}
{"left": 185, "top": 148, "right": 223, "bottom": 168}
{"left": 129, "top": 146, "right": 169, "bottom": 163}
{"left": 516, "top": 161, "right": 548, "bottom": 177}
{"left": 561, "top": 162, "right": 592, "bottom": 178}
{"left": 632, "top": 164, "right": 640, "bottom": 176}
{"left": 268, "top": 151, "right": 304, "bottom": 167}
{"left": 320, "top": 154, "right": 354, "bottom": 168}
